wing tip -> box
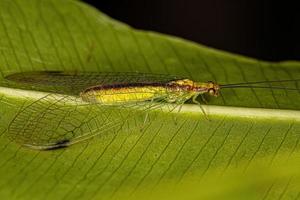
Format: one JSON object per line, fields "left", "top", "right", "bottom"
{"left": 22, "top": 139, "right": 71, "bottom": 151}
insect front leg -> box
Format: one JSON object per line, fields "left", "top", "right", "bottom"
{"left": 192, "top": 94, "right": 210, "bottom": 121}
{"left": 200, "top": 94, "right": 208, "bottom": 104}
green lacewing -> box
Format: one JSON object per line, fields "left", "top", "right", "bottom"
{"left": 3, "top": 71, "right": 300, "bottom": 150}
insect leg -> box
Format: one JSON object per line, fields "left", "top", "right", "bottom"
{"left": 172, "top": 100, "right": 186, "bottom": 125}
{"left": 192, "top": 94, "right": 210, "bottom": 121}
{"left": 141, "top": 98, "right": 155, "bottom": 129}
{"left": 170, "top": 94, "right": 192, "bottom": 125}
{"left": 200, "top": 94, "right": 208, "bottom": 104}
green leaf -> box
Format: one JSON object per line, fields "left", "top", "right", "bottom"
{"left": 0, "top": 0, "right": 300, "bottom": 199}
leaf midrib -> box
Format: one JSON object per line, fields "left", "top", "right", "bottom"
{"left": 1, "top": 86, "right": 300, "bottom": 122}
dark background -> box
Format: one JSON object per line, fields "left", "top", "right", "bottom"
{"left": 83, "top": 0, "right": 300, "bottom": 61}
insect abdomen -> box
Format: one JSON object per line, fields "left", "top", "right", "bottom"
{"left": 80, "top": 86, "right": 168, "bottom": 104}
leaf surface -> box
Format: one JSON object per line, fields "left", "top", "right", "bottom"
{"left": 0, "top": 0, "right": 300, "bottom": 199}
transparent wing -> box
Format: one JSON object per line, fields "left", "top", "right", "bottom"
{"left": 7, "top": 93, "right": 180, "bottom": 150}
{"left": 4, "top": 71, "right": 186, "bottom": 150}
{"left": 4, "top": 71, "right": 182, "bottom": 95}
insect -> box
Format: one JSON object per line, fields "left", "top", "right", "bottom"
{"left": 3, "top": 71, "right": 300, "bottom": 150}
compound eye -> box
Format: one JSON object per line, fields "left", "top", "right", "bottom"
{"left": 208, "top": 88, "right": 215, "bottom": 96}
